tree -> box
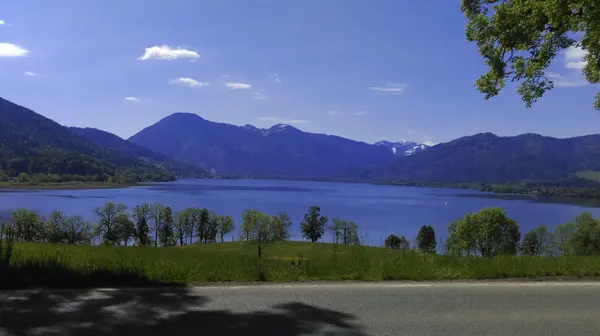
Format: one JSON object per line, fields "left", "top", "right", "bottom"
{"left": 63, "top": 216, "right": 92, "bottom": 245}
{"left": 94, "top": 202, "right": 127, "bottom": 246}
{"left": 132, "top": 204, "right": 151, "bottom": 247}
{"left": 416, "top": 225, "right": 436, "bottom": 253}
{"left": 271, "top": 212, "right": 292, "bottom": 241}
{"left": 521, "top": 230, "right": 541, "bottom": 256}
{"left": 242, "top": 209, "right": 278, "bottom": 258}
{"left": 174, "top": 208, "right": 193, "bottom": 246}
{"left": 158, "top": 206, "right": 176, "bottom": 247}
{"left": 217, "top": 215, "right": 235, "bottom": 242}
{"left": 551, "top": 221, "right": 576, "bottom": 255}
{"left": 461, "top": 0, "right": 600, "bottom": 111}
{"left": 44, "top": 209, "right": 67, "bottom": 243}
{"left": 385, "top": 234, "right": 410, "bottom": 250}
{"left": 205, "top": 211, "right": 219, "bottom": 243}
{"left": 115, "top": 213, "right": 135, "bottom": 247}
{"left": 11, "top": 208, "right": 42, "bottom": 242}
{"left": 328, "top": 217, "right": 344, "bottom": 244}
{"left": 195, "top": 208, "right": 210, "bottom": 243}
{"left": 569, "top": 212, "right": 600, "bottom": 256}
{"left": 150, "top": 203, "right": 166, "bottom": 247}
{"left": 300, "top": 206, "right": 327, "bottom": 242}
{"left": 453, "top": 207, "right": 521, "bottom": 257}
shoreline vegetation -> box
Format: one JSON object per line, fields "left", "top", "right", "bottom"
{"left": 2, "top": 202, "right": 600, "bottom": 289}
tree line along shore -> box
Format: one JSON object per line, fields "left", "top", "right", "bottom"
{"left": 2, "top": 202, "right": 600, "bottom": 289}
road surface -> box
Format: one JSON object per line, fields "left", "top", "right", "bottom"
{"left": 1, "top": 281, "right": 599, "bottom": 335}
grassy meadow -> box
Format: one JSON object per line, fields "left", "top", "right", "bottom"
{"left": 4, "top": 240, "right": 600, "bottom": 289}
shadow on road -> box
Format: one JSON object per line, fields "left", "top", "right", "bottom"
{"left": 0, "top": 286, "right": 367, "bottom": 336}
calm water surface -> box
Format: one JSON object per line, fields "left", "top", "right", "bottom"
{"left": 1, "top": 179, "right": 599, "bottom": 244}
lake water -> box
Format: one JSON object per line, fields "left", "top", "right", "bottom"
{"left": 0, "top": 178, "right": 599, "bottom": 245}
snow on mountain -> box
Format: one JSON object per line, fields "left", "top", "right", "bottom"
{"left": 374, "top": 140, "right": 429, "bottom": 156}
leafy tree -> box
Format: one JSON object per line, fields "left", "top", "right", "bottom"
{"left": 195, "top": 208, "right": 210, "bottom": 243}
{"left": 242, "top": 209, "right": 278, "bottom": 258}
{"left": 158, "top": 206, "right": 176, "bottom": 247}
{"left": 461, "top": 0, "right": 600, "bottom": 111}
{"left": 551, "top": 221, "right": 576, "bottom": 255}
{"left": 416, "top": 225, "right": 436, "bottom": 253}
{"left": 300, "top": 206, "right": 327, "bottom": 242}
{"left": 217, "top": 215, "right": 235, "bottom": 242}
{"left": 132, "top": 204, "right": 151, "bottom": 246}
{"left": 11, "top": 208, "right": 42, "bottom": 242}
{"left": 44, "top": 209, "right": 67, "bottom": 243}
{"left": 569, "top": 212, "right": 600, "bottom": 255}
{"left": 385, "top": 234, "right": 410, "bottom": 250}
{"left": 521, "top": 230, "right": 541, "bottom": 256}
{"left": 270, "top": 212, "right": 292, "bottom": 241}
{"left": 150, "top": 203, "right": 166, "bottom": 247}
{"left": 174, "top": 208, "right": 193, "bottom": 246}
{"left": 205, "top": 211, "right": 219, "bottom": 243}
{"left": 115, "top": 213, "right": 135, "bottom": 246}
{"left": 328, "top": 217, "right": 344, "bottom": 244}
{"left": 453, "top": 207, "right": 521, "bottom": 257}
{"left": 94, "top": 202, "right": 127, "bottom": 245}
{"left": 63, "top": 216, "right": 92, "bottom": 245}
{"left": 445, "top": 219, "right": 466, "bottom": 256}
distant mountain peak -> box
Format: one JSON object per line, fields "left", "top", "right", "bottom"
{"left": 375, "top": 140, "right": 429, "bottom": 156}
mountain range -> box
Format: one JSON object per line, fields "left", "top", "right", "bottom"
{"left": 3, "top": 95, "right": 600, "bottom": 185}
{"left": 128, "top": 113, "right": 397, "bottom": 179}
{"left": 364, "top": 132, "right": 600, "bottom": 183}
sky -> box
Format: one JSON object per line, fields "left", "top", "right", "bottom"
{"left": 0, "top": 0, "right": 598, "bottom": 146}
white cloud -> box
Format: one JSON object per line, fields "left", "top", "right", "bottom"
{"left": 423, "top": 141, "right": 437, "bottom": 146}
{"left": 353, "top": 111, "right": 369, "bottom": 116}
{"left": 170, "top": 77, "right": 209, "bottom": 88}
{"left": 225, "top": 82, "right": 252, "bottom": 90}
{"left": 252, "top": 91, "right": 268, "bottom": 100}
{"left": 269, "top": 73, "right": 281, "bottom": 84}
{"left": 327, "top": 110, "right": 343, "bottom": 116}
{"left": 564, "top": 46, "right": 588, "bottom": 70}
{"left": 368, "top": 83, "right": 406, "bottom": 95}
{"left": 138, "top": 45, "right": 199, "bottom": 61}
{"left": 407, "top": 130, "right": 417, "bottom": 135}
{"left": 259, "top": 116, "right": 310, "bottom": 124}
{"left": 0, "top": 20, "right": 5, "bottom": 26}
{"left": 124, "top": 97, "right": 141, "bottom": 103}
{"left": 547, "top": 72, "right": 588, "bottom": 88}
{"left": 24, "top": 71, "right": 36, "bottom": 77}
{"left": 0, "top": 43, "right": 28, "bottom": 57}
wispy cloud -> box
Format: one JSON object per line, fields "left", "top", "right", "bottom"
{"left": 252, "top": 91, "right": 268, "bottom": 100}
{"left": 138, "top": 45, "right": 199, "bottom": 61}
{"left": 124, "top": 97, "right": 141, "bottom": 103}
{"left": 368, "top": 83, "right": 406, "bottom": 95}
{"left": 564, "top": 46, "right": 587, "bottom": 70}
{"left": 259, "top": 116, "right": 310, "bottom": 124}
{"left": 0, "top": 20, "right": 5, "bottom": 26}
{"left": 327, "top": 110, "right": 343, "bottom": 116}
{"left": 407, "top": 130, "right": 417, "bottom": 135}
{"left": 547, "top": 72, "right": 588, "bottom": 88}
{"left": 0, "top": 43, "right": 28, "bottom": 57}
{"left": 352, "top": 111, "right": 369, "bottom": 116}
{"left": 269, "top": 73, "right": 281, "bottom": 84}
{"left": 226, "top": 82, "right": 252, "bottom": 90}
{"left": 170, "top": 77, "right": 209, "bottom": 88}
{"left": 24, "top": 71, "right": 37, "bottom": 77}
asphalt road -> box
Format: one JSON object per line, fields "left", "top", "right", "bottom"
{"left": 1, "top": 282, "right": 599, "bottom": 336}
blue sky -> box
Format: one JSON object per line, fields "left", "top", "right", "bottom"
{"left": 0, "top": 0, "right": 598, "bottom": 145}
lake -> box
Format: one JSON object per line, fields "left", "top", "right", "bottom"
{"left": 0, "top": 178, "right": 599, "bottom": 245}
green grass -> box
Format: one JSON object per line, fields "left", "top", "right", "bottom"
{"left": 3, "top": 241, "right": 600, "bottom": 288}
